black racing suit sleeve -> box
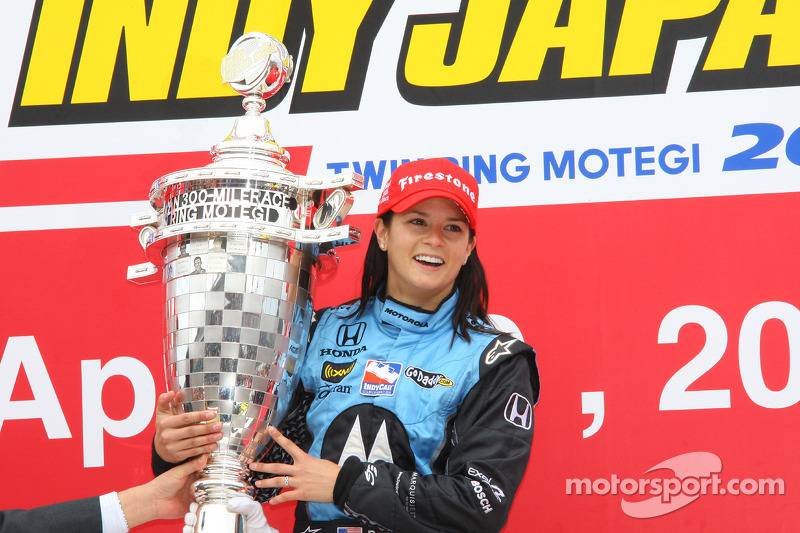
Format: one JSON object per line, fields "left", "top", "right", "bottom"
{"left": 151, "top": 438, "right": 181, "bottom": 476}
{"left": 333, "top": 349, "right": 538, "bottom": 533}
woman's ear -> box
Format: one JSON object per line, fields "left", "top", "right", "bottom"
{"left": 374, "top": 217, "right": 389, "bottom": 249}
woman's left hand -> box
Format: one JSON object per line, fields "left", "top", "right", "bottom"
{"left": 250, "top": 426, "right": 342, "bottom": 505}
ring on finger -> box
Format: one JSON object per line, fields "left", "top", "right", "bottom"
{"left": 284, "top": 475, "right": 290, "bottom": 488}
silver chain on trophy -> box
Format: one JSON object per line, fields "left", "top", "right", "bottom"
{"left": 127, "top": 32, "right": 361, "bottom": 532}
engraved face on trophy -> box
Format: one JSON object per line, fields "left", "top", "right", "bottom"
{"left": 128, "top": 31, "right": 362, "bottom": 533}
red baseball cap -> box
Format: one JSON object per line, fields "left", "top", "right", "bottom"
{"left": 376, "top": 158, "right": 479, "bottom": 229}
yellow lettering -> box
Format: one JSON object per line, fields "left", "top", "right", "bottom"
{"left": 21, "top": 0, "right": 84, "bottom": 106}
{"left": 705, "top": 0, "right": 800, "bottom": 69}
{"left": 242, "top": 0, "right": 291, "bottom": 38}
{"left": 177, "top": 0, "right": 292, "bottom": 99}
{"left": 177, "top": 0, "right": 238, "bottom": 99}
{"left": 72, "top": 0, "right": 188, "bottom": 103}
{"left": 610, "top": 0, "right": 720, "bottom": 76}
{"left": 499, "top": 0, "right": 605, "bottom": 82}
{"left": 404, "top": 0, "right": 510, "bottom": 87}
{"left": 301, "top": 0, "right": 373, "bottom": 92}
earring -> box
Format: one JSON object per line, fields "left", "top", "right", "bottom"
{"left": 463, "top": 256, "right": 469, "bottom": 265}
{"left": 379, "top": 242, "right": 386, "bottom": 250}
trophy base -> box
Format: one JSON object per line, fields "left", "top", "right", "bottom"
{"left": 193, "top": 501, "right": 246, "bottom": 533}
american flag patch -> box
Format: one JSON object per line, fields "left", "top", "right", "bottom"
{"left": 336, "top": 528, "right": 362, "bottom": 533}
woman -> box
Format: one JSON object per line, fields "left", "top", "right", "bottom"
{"left": 154, "top": 158, "right": 540, "bottom": 533}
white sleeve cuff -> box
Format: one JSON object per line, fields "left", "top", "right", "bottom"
{"left": 99, "top": 492, "right": 130, "bottom": 533}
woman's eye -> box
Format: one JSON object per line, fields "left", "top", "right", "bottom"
{"left": 409, "top": 218, "right": 425, "bottom": 226}
{"left": 446, "top": 224, "right": 463, "bottom": 232}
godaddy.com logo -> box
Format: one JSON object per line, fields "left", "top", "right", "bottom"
{"left": 566, "top": 452, "right": 785, "bottom": 518}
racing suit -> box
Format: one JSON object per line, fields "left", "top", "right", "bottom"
{"left": 290, "top": 290, "right": 539, "bottom": 532}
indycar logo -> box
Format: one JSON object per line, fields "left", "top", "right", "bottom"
{"left": 321, "top": 360, "right": 357, "bottom": 383}
{"left": 360, "top": 360, "right": 402, "bottom": 396}
{"left": 336, "top": 322, "right": 366, "bottom": 346}
{"left": 404, "top": 366, "right": 454, "bottom": 389}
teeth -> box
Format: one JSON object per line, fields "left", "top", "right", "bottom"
{"left": 415, "top": 255, "right": 443, "bottom": 264}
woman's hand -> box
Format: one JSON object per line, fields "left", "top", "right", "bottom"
{"left": 154, "top": 391, "right": 224, "bottom": 463}
{"left": 250, "top": 426, "right": 342, "bottom": 505}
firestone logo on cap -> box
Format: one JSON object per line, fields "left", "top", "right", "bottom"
{"left": 377, "top": 158, "right": 479, "bottom": 229}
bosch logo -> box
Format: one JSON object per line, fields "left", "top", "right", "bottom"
{"left": 468, "top": 467, "right": 506, "bottom": 503}
{"left": 383, "top": 308, "right": 428, "bottom": 327}
{"left": 337, "top": 322, "right": 366, "bottom": 346}
{"left": 404, "top": 366, "right": 453, "bottom": 389}
{"left": 470, "top": 480, "right": 494, "bottom": 514}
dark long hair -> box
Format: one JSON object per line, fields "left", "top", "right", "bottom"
{"left": 348, "top": 212, "right": 500, "bottom": 342}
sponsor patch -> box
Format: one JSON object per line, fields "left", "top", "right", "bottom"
{"left": 504, "top": 392, "right": 533, "bottom": 430}
{"left": 319, "top": 346, "right": 367, "bottom": 357}
{"left": 337, "top": 322, "right": 367, "bottom": 346}
{"left": 404, "top": 366, "right": 454, "bottom": 389}
{"left": 364, "top": 463, "right": 378, "bottom": 486}
{"left": 318, "top": 384, "right": 352, "bottom": 399}
{"left": 467, "top": 467, "right": 506, "bottom": 503}
{"left": 360, "top": 360, "right": 403, "bottom": 396}
{"left": 484, "top": 338, "right": 517, "bottom": 365}
{"left": 382, "top": 307, "right": 428, "bottom": 327}
{"left": 470, "top": 479, "right": 494, "bottom": 514}
{"left": 321, "top": 360, "right": 357, "bottom": 383}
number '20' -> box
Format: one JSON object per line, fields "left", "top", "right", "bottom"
{"left": 659, "top": 302, "right": 799, "bottom": 411}
{"left": 722, "top": 123, "right": 800, "bottom": 171}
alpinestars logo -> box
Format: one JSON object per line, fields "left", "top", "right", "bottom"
{"left": 485, "top": 338, "right": 518, "bottom": 365}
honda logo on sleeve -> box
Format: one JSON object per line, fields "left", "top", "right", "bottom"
{"left": 504, "top": 393, "right": 532, "bottom": 430}
{"left": 336, "top": 322, "right": 367, "bottom": 346}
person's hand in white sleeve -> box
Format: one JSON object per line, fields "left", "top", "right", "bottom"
{"left": 228, "top": 497, "right": 278, "bottom": 533}
{"left": 183, "top": 498, "right": 278, "bottom": 533}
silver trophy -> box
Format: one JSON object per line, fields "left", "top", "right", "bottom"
{"left": 127, "top": 32, "right": 361, "bottom": 532}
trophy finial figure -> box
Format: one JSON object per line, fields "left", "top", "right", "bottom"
{"left": 221, "top": 32, "right": 294, "bottom": 115}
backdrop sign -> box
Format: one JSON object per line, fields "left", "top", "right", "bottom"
{"left": 1, "top": 2, "right": 798, "bottom": 532}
